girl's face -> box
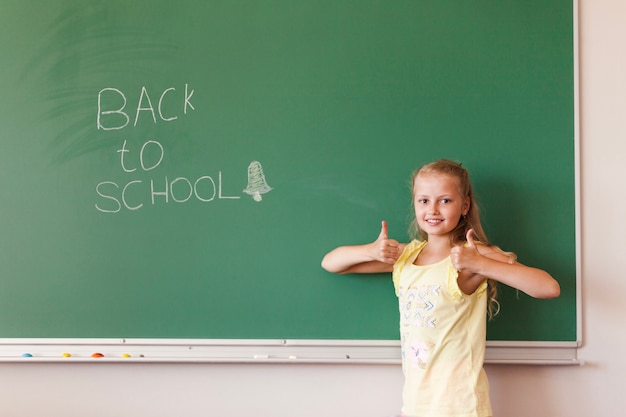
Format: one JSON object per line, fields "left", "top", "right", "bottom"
{"left": 413, "top": 173, "right": 470, "bottom": 240}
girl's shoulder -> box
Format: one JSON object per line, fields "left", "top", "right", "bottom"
{"left": 394, "top": 240, "right": 425, "bottom": 271}
{"left": 392, "top": 240, "right": 425, "bottom": 292}
{"left": 401, "top": 239, "right": 427, "bottom": 257}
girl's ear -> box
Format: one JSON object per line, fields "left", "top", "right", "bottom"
{"left": 463, "top": 197, "right": 471, "bottom": 216}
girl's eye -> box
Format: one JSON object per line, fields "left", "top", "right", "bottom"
{"left": 441, "top": 199, "right": 451, "bottom": 204}
{"left": 417, "top": 199, "right": 428, "bottom": 204}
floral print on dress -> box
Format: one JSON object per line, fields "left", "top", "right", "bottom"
{"left": 407, "top": 338, "right": 435, "bottom": 369}
{"left": 398, "top": 284, "right": 442, "bottom": 369}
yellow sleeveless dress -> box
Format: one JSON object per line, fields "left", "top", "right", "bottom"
{"left": 393, "top": 240, "right": 492, "bottom": 417}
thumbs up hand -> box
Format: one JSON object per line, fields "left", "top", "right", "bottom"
{"left": 451, "top": 229, "right": 482, "bottom": 273}
{"left": 372, "top": 220, "right": 401, "bottom": 264}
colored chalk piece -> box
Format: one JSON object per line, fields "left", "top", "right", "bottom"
{"left": 21, "top": 353, "right": 32, "bottom": 358}
{"left": 62, "top": 353, "right": 71, "bottom": 358}
{"left": 121, "top": 353, "right": 131, "bottom": 358}
{"left": 91, "top": 353, "right": 104, "bottom": 358}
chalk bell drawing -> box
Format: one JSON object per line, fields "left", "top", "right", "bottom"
{"left": 243, "top": 160, "right": 272, "bottom": 202}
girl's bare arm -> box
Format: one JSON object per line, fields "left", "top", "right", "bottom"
{"left": 321, "top": 221, "right": 405, "bottom": 274}
{"left": 452, "top": 230, "right": 560, "bottom": 298}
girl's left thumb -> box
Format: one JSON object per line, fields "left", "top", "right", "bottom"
{"left": 466, "top": 229, "right": 475, "bottom": 247}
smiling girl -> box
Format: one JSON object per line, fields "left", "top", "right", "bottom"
{"left": 321, "top": 159, "right": 560, "bottom": 417}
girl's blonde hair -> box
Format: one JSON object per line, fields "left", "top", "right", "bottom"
{"left": 409, "top": 159, "right": 512, "bottom": 319}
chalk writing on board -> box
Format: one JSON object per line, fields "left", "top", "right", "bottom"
{"left": 97, "top": 85, "right": 195, "bottom": 131}
{"left": 94, "top": 139, "right": 273, "bottom": 212}
{"left": 93, "top": 84, "right": 272, "bottom": 212}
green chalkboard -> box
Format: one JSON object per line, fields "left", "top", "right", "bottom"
{"left": 0, "top": 0, "right": 576, "bottom": 342}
